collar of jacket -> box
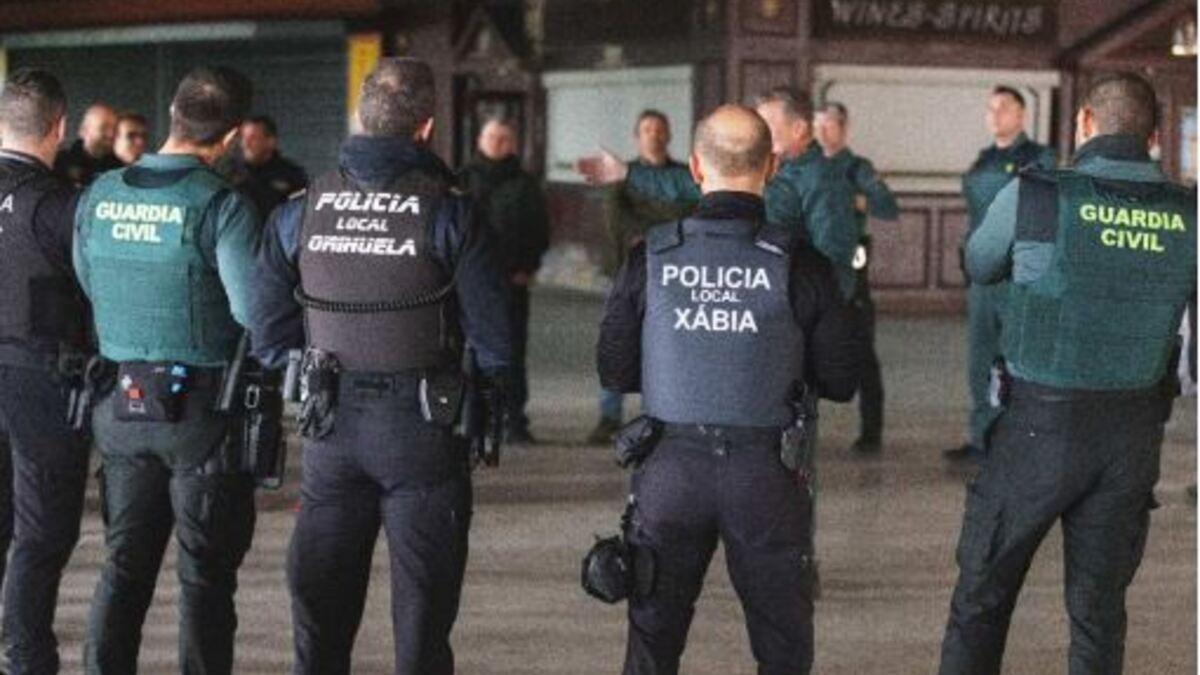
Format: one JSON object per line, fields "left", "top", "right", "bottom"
{"left": 693, "top": 190, "right": 766, "bottom": 222}
{"left": 1073, "top": 134, "right": 1151, "bottom": 165}
{"left": 467, "top": 154, "right": 523, "bottom": 182}
{"left": 339, "top": 135, "right": 455, "bottom": 188}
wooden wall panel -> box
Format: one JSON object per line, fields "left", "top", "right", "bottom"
{"left": 938, "top": 209, "right": 969, "bottom": 288}
{"left": 870, "top": 210, "right": 929, "bottom": 289}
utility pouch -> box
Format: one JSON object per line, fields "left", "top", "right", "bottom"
{"left": 69, "top": 356, "right": 115, "bottom": 432}
{"left": 780, "top": 381, "right": 814, "bottom": 472}
{"left": 242, "top": 366, "right": 287, "bottom": 489}
{"left": 419, "top": 368, "right": 466, "bottom": 426}
{"left": 581, "top": 496, "right": 656, "bottom": 604}
{"left": 114, "top": 361, "right": 189, "bottom": 423}
{"left": 613, "top": 415, "right": 662, "bottom": 469}
{"left": 298, "top": 349, "right": 340, "bottom": 439}
{"left": 988, "top": 358, "right": 1012, "bottom": 409}
{"left": 282, "top": 349, "right": 303, "bottom": 403}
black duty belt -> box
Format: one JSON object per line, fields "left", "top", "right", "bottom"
{"left": 660, "top": 422, "right": 780, "bottom": 445}
{"left": 338, "top": 370, "right": 423, "bottom": 400}
{"left": 1010, "top": 377, "right": 1163, "bottom": 403}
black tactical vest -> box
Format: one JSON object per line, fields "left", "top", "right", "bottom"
{"left": 297, "top": 170, "right": 459, "bottom": 373}
{"left": 0, "top": 156, "right": 87, "bottom": 356}
{"left": 641, "top": 219, "right": 804, "bottom": 427}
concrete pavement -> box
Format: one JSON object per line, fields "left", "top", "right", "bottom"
{"left": 36, "top": 288, "right": 1197, "bottom": 674}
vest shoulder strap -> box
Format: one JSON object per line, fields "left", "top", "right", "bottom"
{"left": 645, "top": 220, "right": 684, "bottom": 253}
{"left": 754, "top": 221, "right": 793, "bottom": 257}
{"left": 1016, "top": 168, "right": 1061, "bottom": 243}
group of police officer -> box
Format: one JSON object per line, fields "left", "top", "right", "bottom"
{"left": 0, "top": 51, "right": 1192, "bottom": 675}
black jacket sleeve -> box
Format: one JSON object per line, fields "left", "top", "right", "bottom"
{"left": 789, "top": 243, "right": 862, "bottom": 402}
{"left": 248, "top": 198, "right": 305, "bottom": 368}
{"left": 597, "top": 242, "right": 647, "bottom": 392}
{"left": 435, "top": 194, "right": 513, "bottom": 376}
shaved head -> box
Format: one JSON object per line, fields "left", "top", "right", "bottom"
{"left": 694, "top": 105, "right": 773, "bottom": 179}
{"left": 1085, "top": 73, "right": 1158, "bottom": 139}
{"left": 79, "top": 103, "right": 117, "bottom": 157}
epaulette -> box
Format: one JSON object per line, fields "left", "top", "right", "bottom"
{"left": 754, "top": 221, "right": 793, "bottom": 257}
{"left": 645, "top": 220, "right": 685, "bottom": 253}
{"left": 1016, "top": 170, "right": 1059, "bottom": 243}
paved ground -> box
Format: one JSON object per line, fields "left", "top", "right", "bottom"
{"left": 39, "top": 288, "right": 1196, "bottom": 674}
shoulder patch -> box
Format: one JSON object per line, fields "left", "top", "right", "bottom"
{"left": 754, "top": 222, "right": 794, "bottom": 256}
{"left": 645, "top": 220, "right": 684, "bottom": 253}
{"left": 1016, "top": 175, "right": 1059, "bottom": 243}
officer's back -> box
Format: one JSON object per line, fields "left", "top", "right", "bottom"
{"left": 0, "top": 67, "right": 95, "bottom": 675}
{"left": 72, "top": 66, "right": 259, "bottom": 675}
{"left": 597, "top": 104, "right": 860, "bottom": 675}
{"left": 941, "top": 73, "right": 1196, "bottom": 675}
{"left": 248, "top": 56, "right": 511, "bottom": 675}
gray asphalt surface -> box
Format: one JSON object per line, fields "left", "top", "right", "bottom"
{"left": 36, "top": 288, "right": 1197, "bottom": 674}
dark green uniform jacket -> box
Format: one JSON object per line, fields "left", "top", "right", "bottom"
{"left": 626, "top": 143, "right": 858, "bottom": 297}
{"left": 967, "top": 134, "right": 1197, "bottom": 390}
{"left": 460, "top": 154, "right": 550, "bottom": 278}
{"left": 824, "top": 148, "right": 900, "bottom": 239}
{"left": 962, "top": 132, "right": 1056, "bottom": 238}
{"left": 73, "top": 153, "right": 260, "bottom": 366}
{"left": 601, "top": 157, "right": 693, "bottom": 275}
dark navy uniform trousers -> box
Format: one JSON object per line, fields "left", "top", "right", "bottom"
{"left": 288, "top": 372, "right": 472, "bottom": 675}
{"left": 940, "top": 380, "right": 1169, "bottom": 675}
{"left": 0, "top": 364, "right": 89, "bottom": 675}
{"left": 625, "top": 424, "right": 814, "bottom": 675}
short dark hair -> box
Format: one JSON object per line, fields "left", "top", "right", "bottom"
{"left": 1085, "top": 73, "right": 1159, "bottom": 139}
{"left": 635, "top": 109, "right": 670, "bottom": 133}
{"left": 992, "top": 85, "right": 1026, "bottom": 108}
{"left": 169, "top": 66, "right": 253, "bottom": 145}
{"left": 117, "top": 112, "right": 147, "bottom": 128}
{"left": 0, "top": 68, "right": 67, "bottom": 140}
{"left": 359, "top": 57, "right": 435, "bottom": 138}
{"left": 754, "top": 86, "right": 814, "bottom": 124}
{"left": 819, "top": 101, "right": 849, "bottom": 124}
{"left": 244, "top": 114, "right": 278, "bottom": 137}
{"left": 694, "top": 105, "right": 773, "bottom": 178}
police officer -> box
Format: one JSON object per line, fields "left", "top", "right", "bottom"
{"left": 598, "top": 104, "right": 860, "bottom": 674}
{"left": 0, "top": 68, "right": 92, "bottom": 675}
{"left": 460, "top": 117, "right": 548, "bottom": 445}
{"left": 73, "top": 67, "right": 259, "bottom": 675}
{"left": 944, "top": 86, "right": 1056, "bottom": 463}
{"left": 588, "top": 109, "right": 692, "bottom": 445}
{"left": 578, "top": 89, "right": 857, "bottom": 295}
{"left": 580, "top": 89, "right": 855, "bottom": 595}
{"left": 225, "top": 115, "right": 308, "bottom": 221}
{"left": 112, "top": 112, "right": 149, "bottom": 166}
{"left": 53, "top": 103, "right": 121, "bottom": 188}
{"left": 815, "top": 102, "right": 900, "bottom": 454}
{"left": 939, "top": 73, "right": 1195, "bottom": 674}
{"left": 248, "top": 57, "right": 511, "bottom": 675}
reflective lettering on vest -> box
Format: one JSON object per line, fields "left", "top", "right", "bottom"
{"left": 1005, "top": 170, "right": 1197, "bottom": 389}
{"left": 305, "top": 235, "right": 417, "bottom": 256}
{"left": 312, "top": 191, "right": 422, "bottom": 215}
{"left": 1079, "top": 201, "right": 1187, "bottom": 255}
{"left": 641, "top": 218, "right": 804, "bottom": 427}
{"left": 660, "top": 263, "right": 770, "bottom": 333}
{"left": 94, "top": 201, "right": 185, "bottom": 245}
{"left": 298, "top": 170, "right": 455, "bottom": 372}
{"left": 0, "top": 194, "right": 13, "bottom": 213}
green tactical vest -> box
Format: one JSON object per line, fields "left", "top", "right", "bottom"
{"left": 80, "top": 166, "right": 240, "bottom": 366}
{"left": 1005, "top": 169, "right": 1196, "bottom": 390}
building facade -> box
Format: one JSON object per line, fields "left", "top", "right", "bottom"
{"left": 0, "top": 0, "right": 1193, "bottom": 307}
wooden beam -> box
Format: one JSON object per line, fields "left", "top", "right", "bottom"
{"left": 0, "top": 0, "right": 379, "bottom": 32}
